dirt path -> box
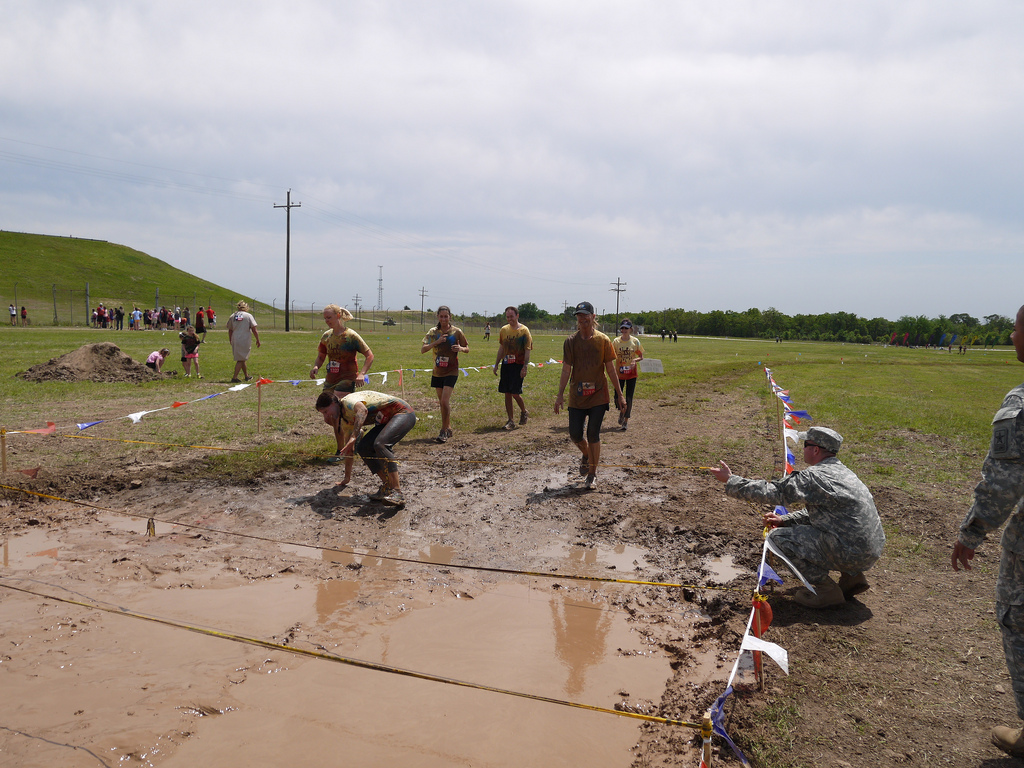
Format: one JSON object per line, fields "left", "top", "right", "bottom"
{"left": 1, "top": 383, "right": 1020, "bottom": 767}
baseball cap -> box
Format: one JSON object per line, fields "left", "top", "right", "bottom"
{"left": 619, "top": 319, "right": 633, "bottom": 329}
{"left": 573, "top": 301, "right": 595, "bottom": 315}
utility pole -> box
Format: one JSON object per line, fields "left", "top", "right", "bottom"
{"left": 353, "top": 294, "right": 361, "bottom": 331}
{"left": 419, "top": 287, "right": 428, "bottom": 327}
{"left": 274, "top": 189, "right": 301, "bottom": 332}
{"left": 377, "top": 266, "right": 383, "bottom": 311}
{"left": 610, "top": 277, "right": 626, "bottom": 325}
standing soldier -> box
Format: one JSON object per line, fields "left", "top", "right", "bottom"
{"left": 952, "top": 303, "right": 1024, "bottom": 757}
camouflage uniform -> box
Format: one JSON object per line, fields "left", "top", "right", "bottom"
{"left": 726, "top": 458, "right": 885, "bottom": 584}
{"left": 958, "top": 383, "right": 1024, "bottom": 718}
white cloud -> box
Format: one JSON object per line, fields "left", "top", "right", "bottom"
{"left": 1, "top": 0, "right": 1022, "bottom": 319}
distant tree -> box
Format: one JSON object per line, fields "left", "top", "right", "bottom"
{"left": 950, "top": 313, "right": 979, "bottom": 327}
{"left": 516, "top": 302, "right": 542, "bottom": 322}
{"left": 403, "top": 305, "right": 411, "bottom": 311}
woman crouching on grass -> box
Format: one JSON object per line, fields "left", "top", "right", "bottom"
{"left": 316, "top": 390, "right": 416, "bottom": 507}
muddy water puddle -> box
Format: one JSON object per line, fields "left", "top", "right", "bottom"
{"left": 0, "top": 523, "right": 707, "bottom": 767}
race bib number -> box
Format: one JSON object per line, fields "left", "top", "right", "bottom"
{"left": 578, "top": 381, "right": 597, "bottom": 397}
{"left": 437, "top": 355, "right": 450, "bottom": 367}
{"left": 504, "top": 354, "right": 517, "bottom": 364}
{"left": 618, "top": 364, "right": 635, "bottom": 375}
{"left": 327, "top": 360, "right": 341, "bottom": 373}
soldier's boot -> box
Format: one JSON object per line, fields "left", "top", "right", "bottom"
{"left": 838, "top": 571, "right": 869, "bottom": 598}
{"left": 992, "top": 726, "right": 1024, "bottom": 757}
{"left": 792, "top": 577, "right": 845, "bottom": 609}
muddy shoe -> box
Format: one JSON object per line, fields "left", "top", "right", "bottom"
{"left": 519, "top": 410, "right": 529, "bottom": 425}
{"left": 584, "top": 474, "right": 597, "bottom": 490}
{"left": 382, "top": 490, "right": 405, "bottom": 507}
{"left": 436, "top": 429, "right": 448, "bottom": 443}
{"left": 838, "top": 571, "right": 869, "bottom": 598}
{"left": 992, "top": 726, "right": 1024, "bottom": 757}
{"left": 579, "top": 455, "right": 589, "bottom": 476}
{"left": 793, "top": 578, "right": 845, "bottom": 609}
{"left": 369, "top": 484, "right": 390, "bottom": 500}
{"left": 504, "top": 419, "right": 516, "bottom": 431}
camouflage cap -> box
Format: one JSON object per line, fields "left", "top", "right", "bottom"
{"left": 806, "top": 426, "right": 843, "bottom": 453}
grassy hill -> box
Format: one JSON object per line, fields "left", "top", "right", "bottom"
{"left": 0, "top": 231, "right": 455, "bottom": 333}
{"left": 0, "top": 230, "right": 251, "bottom": 326}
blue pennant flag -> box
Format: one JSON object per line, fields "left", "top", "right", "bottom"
{"left": 758, "top": 561, "right": 784, "bottom": 587}
{"left": 711, "top": 686, "right": 751, "bottom": 766}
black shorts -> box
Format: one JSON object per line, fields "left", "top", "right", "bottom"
{"left": 324, "top": 379, "right": 357, "bottom": 394}
{"left": 568, "top": 404, "right": 609, "bottom": 444}
{"left": 498, "top": 363, "right": 524, "bottom": 394}
{"left": 431, "top": 374, "right": 459, "bottom": 389}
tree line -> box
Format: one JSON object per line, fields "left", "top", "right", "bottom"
{"left": 460, "top": 305, "right": 1014, "bottom": 347}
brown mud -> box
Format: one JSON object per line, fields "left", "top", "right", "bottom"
{"left": 0, "top": 379, "right": 1020, "bottom": 767}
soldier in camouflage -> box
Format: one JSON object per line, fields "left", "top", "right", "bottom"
{"left": 953, "top": 304, "right": 1024, "bottom": 757}
{"left": 711, "top": 426, "right": 885, "bottom": 609}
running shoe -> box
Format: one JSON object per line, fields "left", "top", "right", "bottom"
{"left": 584, "top": 474, "right": 597, "bottom": 489}
{"left": 369, "top": 484, "right": 390, "bottom": 500}
{"left": 382, "top": 490, "right": 405, "bottom": 506}
{"left": 617, "top": 410, "right": 625, "bottom": 426}
{"left": 579, "top": 455, "right": 589, "bottom": 476}
{"left": 504, "top": 420, "right": 516, "bottom": 431}
{"left": 436, "top": 430, "right": 448, "bottom": 443}
{"left": 519, "top": 410, "right": 529, "bottom": 425}
{"left": 620, "top": 421, "right": 628, "bottom": 431}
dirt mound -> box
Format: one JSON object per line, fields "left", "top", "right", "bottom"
{"left": 18, "top": 342, "right": 161, "bottom": 383}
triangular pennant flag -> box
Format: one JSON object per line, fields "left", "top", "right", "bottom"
{"left": 17, "top": 422, "right": 57, "bottom": 435}
{"left": 289, "top": 380, "right": 304, "bottom": 386}
{"left": 77, "top": 421, "right": 104, "bottom": 430}
{"left": 741, "top": 635, "right": 789, "bottom": 675}
{"left": 256, "top": 377, "right": 273, "bottom": 386}
{"left": 764, "top": 536, "right": 815, "bottom": 591}
{"left": 17, "top": 467, "right": 40, "bottom": 478}
{"left": 398, "top": 368, "right": 403, "bottom": 386}
{"left": 710, "top": 687, "right": 750, "bottom": 766}
{"left": 757, "top": 560, "right": 784, "bottom": 587}
{"left": 228, "top": 383, "right": 249, "bottom": 391}
{"left": 196, "top": 393, "right": 221, "bottom": 401}
{"left": 172, "top": 401, "right": 189, "bottom": 408}
{"left": 460, "top": 368, "right": 469, "bottom": 377}
{"left": 380, "top": 371, "right": 388, "bottom": 385}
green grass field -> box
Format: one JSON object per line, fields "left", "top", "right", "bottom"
{"left": 1, "top": 324, "right": 1020, "bottom": 487}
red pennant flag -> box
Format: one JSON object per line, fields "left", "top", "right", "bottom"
{"left": 21, "top": 422, "right": 56, "bottom": 435}
{"left": 398, "top": 368, "right": 404, "bottom": 386}
{"left": 172, "top": 401, "right": 189, "bottom": 408}
{"left": 752, "top": 596, "right": 774, "bottom": 635}
{"left": 17, "top": 467, "right": 40, "bottom": 478}
{"left": 256, "top": 377, "right": 274, "bottom": 386}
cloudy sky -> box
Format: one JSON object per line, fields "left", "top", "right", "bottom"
{"left": 2, "top": 1, "right": 1022, "bottom": 321}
